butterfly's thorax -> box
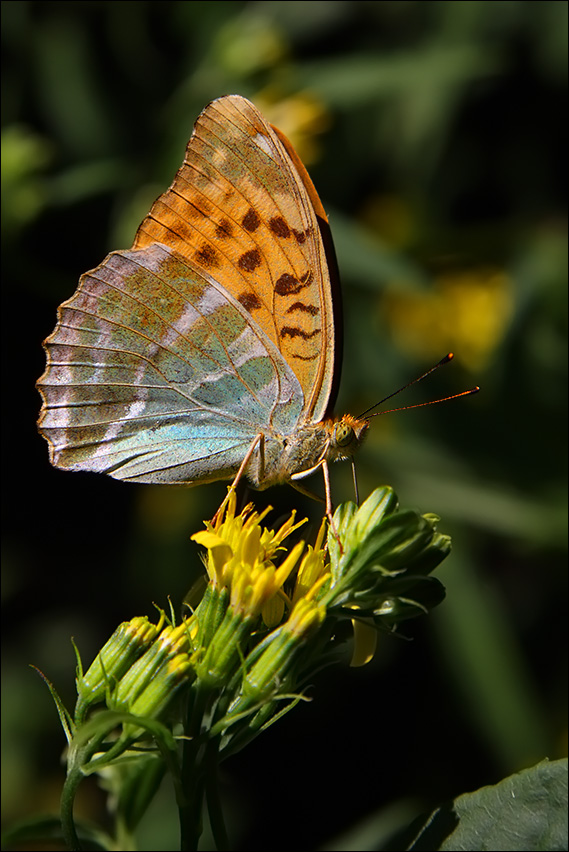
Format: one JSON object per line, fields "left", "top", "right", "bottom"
{"left": 247, "top": 414, "right": 369, "bottom": 489}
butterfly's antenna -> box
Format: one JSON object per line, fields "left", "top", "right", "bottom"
{"left": 358, "top": 353, "right": 479, "bottom": 419}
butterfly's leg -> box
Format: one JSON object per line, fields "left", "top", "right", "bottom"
{"left": 290, "top": 463, "right": 343, "bottom": 550}
{"left": 320, "top": 461, "right": 342, "bottom": 548}
{"left": 212, "top": 433, "right": 264, "bottom": 524}
{"left": 290, "top": 479, "right": 325, "bottom": 505}
{"left": 321, "top": 460, "right": 333, "bottom": 520}
{"left": 351, "top": 458, "right": 360, "bottom": 506}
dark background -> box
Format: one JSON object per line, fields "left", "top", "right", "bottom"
{"left": 2, "top": 2, "right": 567, "bottom": 850}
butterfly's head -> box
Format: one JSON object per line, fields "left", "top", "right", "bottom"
{"left": 328, "top": 414, "right": 369, "bottom": 462}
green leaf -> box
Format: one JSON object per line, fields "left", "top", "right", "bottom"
{"left": 0, "top": 813, "right": 112, "bottom": 851}
{"left": 408, "top": 758, "right": 568, "bottom": 851}
{"left": 97, "top": 752, "right": 167, "bottom": 835}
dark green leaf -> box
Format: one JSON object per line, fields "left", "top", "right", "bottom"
{"left": 409, "top": 758, "right": 568, "bottom": 851}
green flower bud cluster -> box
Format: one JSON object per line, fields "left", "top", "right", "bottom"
{"left": 75, "top": 615, "right": 163, "bottom": 724}
{"left": 324, "top": 488, "right": 450, "bottom": 626}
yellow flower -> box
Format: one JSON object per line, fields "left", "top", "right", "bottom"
{"left": 292, "top": 517, "right": 331, "bottom": 604}
{"left": 192, "top": 491, "right": 307, "bottom": 621}
{"left": 286, "top": 596, "right": 326, "bottom": 638}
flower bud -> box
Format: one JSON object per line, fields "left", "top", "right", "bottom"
{"left": 75, "top": 615, "right": 162, "bottom": 722}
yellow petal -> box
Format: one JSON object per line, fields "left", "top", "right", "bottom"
{"left": 350, "top": 618, "right": 378, "bottom": 667}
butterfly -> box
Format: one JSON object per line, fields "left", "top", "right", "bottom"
{"left": 37, "top": 95, "right": 369, "bottom": 515}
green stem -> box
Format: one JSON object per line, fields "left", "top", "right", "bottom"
{"left": 61, "top": 764, "right": 84, "bottom": 851}
{"left": 205, "top": 738, "right": 229, "bottom": 851}
{"left": 179, "top": 683, "right": 212, "bottom": 851}
{"left": 61, "top": 735, "right": 106, "bottom": 851}
{"left": 178, "top": 764, "right": 205, "bottom": 851}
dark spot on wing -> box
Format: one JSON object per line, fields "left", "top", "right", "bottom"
{"left": 242, "top": 208, "right": 261, "bottom": 232}
{"left": 269, "top": 217, "right": 291, "bottom": 238}
{"left": 290, "top": 350, "right": 319, "bottom": 361}
{"left": 195, "top": 243, "right": 219, "bottom": 267}
{"left": 174, "top": 221, "right": 192, "bottom": 240}
{"left": 275, "top": 272, "right": 313, "bottom": 296}
{"left": 238, "top": 292, "right": 262, "bottom": 312}
{"left": 238, "top": 249, "right": 262, "bottom": 272}
{"left": 185, "top": 196, "right": 212, "bottom": 218}
{"left": 215, "top": 218, "right": 233, "bottom": 238}
{"left": 280, "top": 326, "right": 321, "bottom": 340}
{"left": 292, "top": 227, "right": 311, "bottom": 244}
{"left": 286, "top": 302, "right": 319, "bottom": 316}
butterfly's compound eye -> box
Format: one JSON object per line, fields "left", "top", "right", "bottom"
{"left": 334, "top": 422, "right": 354, "bottom": 448}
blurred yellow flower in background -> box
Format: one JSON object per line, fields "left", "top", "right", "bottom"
{"left": 254, "top": 90, "right": 331, "bottom": 164}
{"left": 382, "top": 268, "right": 514, "bottom": 371}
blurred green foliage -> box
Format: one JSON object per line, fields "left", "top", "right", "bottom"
{"left": 2, "top": 2, "right": 566, "bottom": 850}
